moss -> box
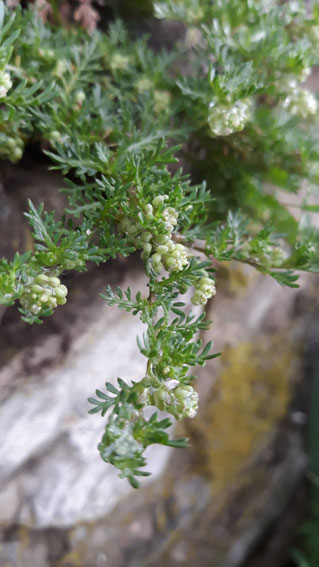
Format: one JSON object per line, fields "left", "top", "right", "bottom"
{"left": 217, "top": 261, "right": 257, "bottom": 295}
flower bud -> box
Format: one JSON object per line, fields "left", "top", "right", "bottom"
{"left": 31, "top": 284, "right": 44, "bottom": 294}
{"left": 140, "top": 231, "right": 152, "bottom": 243}
{"left": 49, "top": 276, "right": 60, "bottom": 287}
{"left": 54, "top": 286, "right": 67, "bottom": 298}
{"left": 155, "top": 245, "right": 169, "bottom": 254}
{"left": 155, "top": 234, "right": 170, "bottom": 245}
{"left": 75, "top": 90, "right": 85, "bottom": 105}
{"left": 152, "top": 195, "right": 167, "bottom": 208}
{"left": 49, "top": 130, "right": 61, "bottom": 143}
{"left": 36, "top": 274, "right": 49, "bottom": 284}
{"left": 0, "top": 71, "right": 12, "bottom": 98}
{"left": 151, "top": 253, "right": 162, "bottom": 266}
{"left": 198, "top": 277, "right": 212, "bottom": 286}
{"left": 12, "top": 147, "right": 23, "bottom": 162}
{"left": 142, "top": 243, "right": 152, "bottom": 256}
{"left": 144, "top": 204, "right": 153, "bottom": 219}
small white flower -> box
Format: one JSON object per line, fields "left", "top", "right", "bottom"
{"left": 208, "top": 99, "right": 251, "bottom": 136}
{"left": 0, "top": 71, "right": 12, "bottom": 98}
{"left": 283, "top": 88, "right": 318, "bottom": 118}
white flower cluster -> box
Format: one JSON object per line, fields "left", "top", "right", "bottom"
{"left": 153, "top": 90, "right": 171, "bottom": 114}
{"left": 149, "top": 383, "right": 199, "bottom": 419}
{"left": 110, "top": 53, "right": 130, "bottom": 73}
{"left": 21, "top": 274, "right": 68, "bottom": 316}
{"left": 208, "top": 99, "right": 251, "bottom": 136}
{"left": 0, "top": 70, "right": 12, "bottom": 99}
{"left": 119, "top": 195, "right": 217, "bottom": 306}
{"left": 135, "top": 77, "right": 153, "bottom": 93}
{"left": 38, "top": 47, "right": 55, "bottom": 61}
{"left": 283, "top": 86, "right": 318, "bottom": 118}
{"left": 172, "top": 384, "right": 199, "bottom": 418}
{"left": 191, "top": 274, "right": 216, "bottom": 306}
{"left": 102, "top": 422, "right": 142, "bottom": 460}
{"left": 118, "top": 195, "right": 189, "bottom": 274}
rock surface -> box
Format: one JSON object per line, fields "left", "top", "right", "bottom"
{"left": 0, "top": 267, "right": 174, "bottom": 528}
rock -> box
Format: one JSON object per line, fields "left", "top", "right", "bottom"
{"left": 0, "top": 270, "right": 173, "bottom": 528}
{"left": 0, "top": 540, "right": 49, "bottom": 567}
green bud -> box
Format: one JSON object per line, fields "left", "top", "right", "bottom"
{"left": 156, "top": 245, "right": 169, "bottom": 254}
{"left": 142, "top": 243, "right": 152, "bottom": 256}
{"left": 165, "top": 257, "right": 176, "bottom": 269}
{"left": 191, "top": 293, "right": 202, "bottom": 306}
{"left": 127, "top": 224, "right": 139, "bottom": 235}
{"left": 155, "top": 234, "right": 170, "bottom": 245}
{"left": 153, "top": 388, "right": 167, "bottom": 410}
{"left": 151, "top": 253, "right": 162, "bottom": 266}
{"left": 75, "top": 90, "right": 85, "bottom": 105}
{"left": 36, "top": 274, "right": 49, "bottom": 284}
{"left": 49, "top": 277, "right": 61, "bottom": 287}
{"left": 49, "top": 130, "right": 61, "bottom": 142}
{"left": 174, "top": 385, "right": 192, "bottom": 400}
{"left": 145, "top": 204, "right": 153, "bottom": 219}
{"left": 54, "top": 286, "right": 67, "bottom": 298}
{"left": 200, "top": 283, "right": 215, "bottom": 294}
{"left": 7, "top": 137, "right": 15, "bottom": 149}
{"left": 59, "top": 284, "right": 68, "bottom": 296}
{"left": 140, "top": 231, "right": 152, "bottom": 243}
{"left": 31, "top": 284, "right": 44, "bottom": 294}
{"left": 166, "top": 239, "right": 175, "bottom": 251}
{"left": 152, "top": 195, "right": 166, "bottom": 208}
{"left": 56, "top": 296, "right": 67, "bottom": 306}
{"left": 199, "top": 277, "right": 212, "bottom": 286}
{"left": 12, "top": 147, "right": 23, "bottom": 162}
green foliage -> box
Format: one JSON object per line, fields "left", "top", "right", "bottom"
{"left": 0, "top": 0, "right": 318, "bottom": 484}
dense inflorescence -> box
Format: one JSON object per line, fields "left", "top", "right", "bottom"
{"left": 20, "top": 274, "right": 68, "bottom": 317}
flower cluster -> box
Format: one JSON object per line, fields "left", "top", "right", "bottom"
{"left": 0, "top": 69, "right": 12, "bottom": 99}
{"left": 208, "top": 99, "right": 251, "bottom": 136}
{"left": 283, "top": 86, "right": 318, "bottom": 118}
{"left": 118, "top": 196, "right": 217, "bottom": 305}
{"left": 191, "top": 274, "right": 216, "bottom": 306}
{"left": 171, "top": 384, "right": 199, "bottom": 418}
{"left": 118, "top": 195, "right": 189, "bottom": 274}
{"left": 153, "top": 90, "right": 171, "bottom": 114}
{"left": 20, "top": 274, "right": 68, "bottom": 316}
{"left": 241, "top": 241, "right": 287, "bottom": 269}
{"left": 146, "top": 382, "right": 199, "bottom": 419}
{"left": 0, "top": 131, "right": 24, "bottom": 162}
{"left": 109, "top": 53, "right": 131, "bottom": 73}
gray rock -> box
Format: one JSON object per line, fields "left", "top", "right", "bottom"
{"left": 0, "top": 273, "right": 171, "bottom": 528}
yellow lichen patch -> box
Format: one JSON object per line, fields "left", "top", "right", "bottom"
{"left": 189, "top": 339, "right": 295, "bottom": 492}
{"left": 58, "top": 549, "right": 83, "bottom": 567}
{"left": 217, "top": 261, "right": 257, "bottom": 295}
